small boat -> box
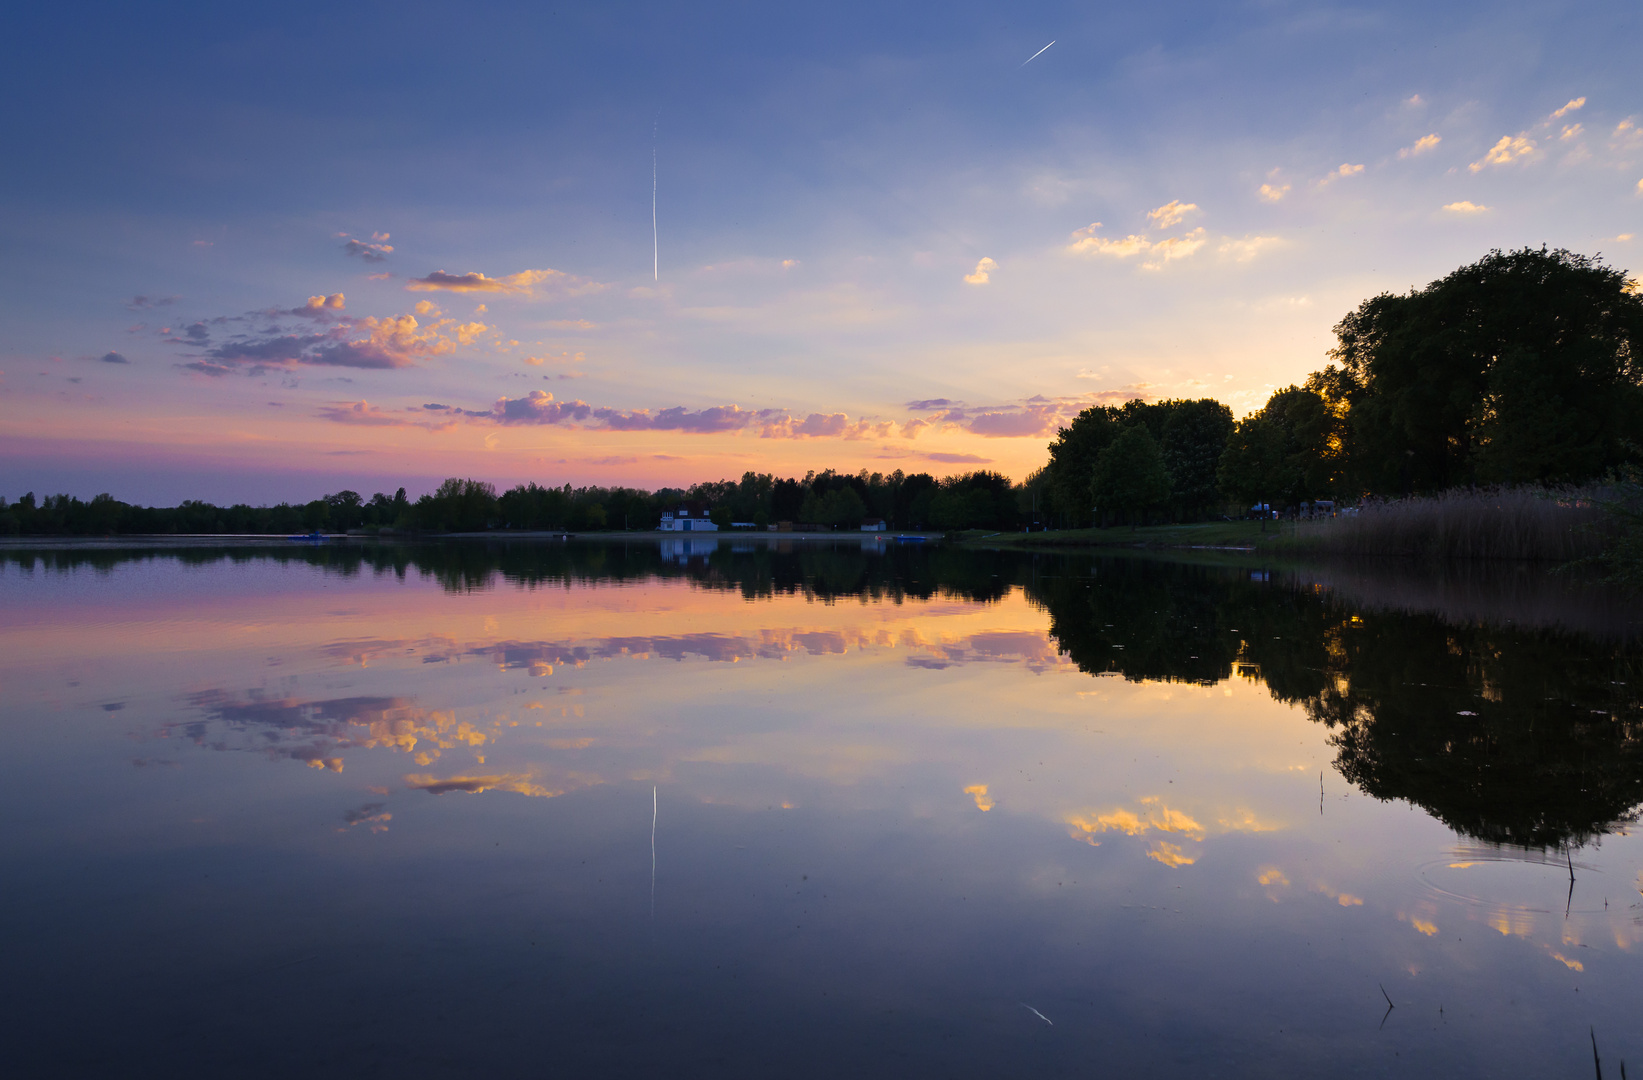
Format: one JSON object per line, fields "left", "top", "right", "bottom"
{"left": 892, "top": 534, "right": 928, "bottom": 542}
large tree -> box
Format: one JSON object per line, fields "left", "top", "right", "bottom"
{"left": 1217, "top": 386, "right": 1339, "bottom": 512}
{"left": 1045, "top": 398, "right": 1232, "bottom": 525}
{"left": 1328, "top": 246, "right": 1643, "bottom": 493}
{"left": 1091, "top": 424, "right": 1172, "bottom": 527}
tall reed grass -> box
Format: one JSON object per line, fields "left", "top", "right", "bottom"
{"left": 1283, "top": 486, "right": 1616, "bottom": 561}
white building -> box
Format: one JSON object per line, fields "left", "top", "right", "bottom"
{"left": 659, "top": 501, "right": 718, "bottom": 532}
{"left": 860, "top": 518, "right": 887, "bottom": 531}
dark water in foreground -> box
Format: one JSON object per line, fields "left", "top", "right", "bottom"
{"left": 3, "top": 538, "right": 1641, "bottom": 1077}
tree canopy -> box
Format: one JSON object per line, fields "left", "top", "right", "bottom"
{"left": 1326, "top": 246, "right": 1643, "bottom": 493}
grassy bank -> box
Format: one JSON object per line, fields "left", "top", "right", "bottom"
{"left": 962, "top": 520, "right": 1275, "bottom": 550}
{"left": 1275, "top": 486, "right": 1614, "bottom": 561}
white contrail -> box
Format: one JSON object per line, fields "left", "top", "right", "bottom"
{"left": 1020, "top": 1002, "right": 1053, "bottom": 1025}
{"left": 651, "top": 119, "right": 659, "bottom": 282}
{"left": 650, "top": 784, "right": 657, "bottom": 917}
{"left": 1021, "top": 40, "right": 1055, "bottom": 66}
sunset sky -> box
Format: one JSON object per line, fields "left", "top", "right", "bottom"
{"left": 2, "top": 0, "right": 1639, "bottom": 504}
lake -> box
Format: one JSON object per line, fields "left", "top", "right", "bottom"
{"left": 2, "top": 537, "right": 1641, "bottom": 1077}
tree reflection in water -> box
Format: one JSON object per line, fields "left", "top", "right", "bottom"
{"left": 6, "top": 538, "right": 1641, "bottom": 849}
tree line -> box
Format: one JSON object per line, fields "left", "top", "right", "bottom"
{"left": 5, "top": 246, "right": 1638, "bottom": 537}
{"left": 0, "top": 469, "right": 1031, "bottom": 537}
{"left": 1034, "top": 246, "right": 1643, "bottom": 526}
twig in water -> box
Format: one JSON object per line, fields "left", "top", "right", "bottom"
{"left": 1568, "top": 849, "right": 1577, "bottom": 917}
{"left": 1379, "top": 984, "right": 1394, "bottom": 1009}
{"left": 1020, "top": 1003, "right": 1053, "bottom": 1026}
{"left": 1592, "top": 1027, "right": 1603, "bottom": 1080}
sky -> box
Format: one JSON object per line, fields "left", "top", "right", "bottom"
{"left": 2, "top": 0, "right": 1639, "bottom": 504}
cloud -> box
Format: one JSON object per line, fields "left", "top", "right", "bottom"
{"left": 125, "top": 295, "right": 179, "bottom": 311}
{"left": 1146, "top": 200, "right": 1199, "bottom": 228}
{"left": 181, "top": 360, "right": 235, "bottom": 376}
{"left": 906, "top": 398, "right": 955, "bottom": 410}
{"left": 1257, "top": 183, "right": 1290, "bottom": 202}
{"left": 1065, "top": 797, "right": 1206, "bottom": 846}
{"left": 1141, "top": 228, "right": 1206, "bottom": 269}
{"left": 404, "top": 772, "right": 559, "bottom": 798}
{"left": 1317, "top": 163, "right": 1365, "bottom": 186}
{"left": 1469, "top": 135, "right": 1536, "bottom": 172}
{"left": 406, "top": 268, "right": 602, "bottom": 299}
{"left": 455, "top": 321, "right": 488, "bottom": 345}
{"left": 925, "top": 452, "right": 992, "bottom": 463}
{"left": 1442, "top": 200, "right": 1490, "bottom": 214}
{"left": 1067, "top": 222, "right": 1205, "bottom": 268}
{"left": 963, "top": 257, "right": 996, "bottom": 285}
{"left": 1217, "top": 235, "right": 1283, "bottom": 262}
{"left": 1551, "top": 97, "right": 1586, "bottom": 119}
{"left": 1560, "top": 123, "right": 1584, "bottom": 141}
{"left": 315, "top": 400, "right": 454, "bottom": 429}
{"left": 340, "top": 232, "right": 393, "bottom": 262}
{"left": 913, "top": 394, "right": 1127, "bottom": 438}
{"left": 490, "top": 391, "right": 761, "bottom": 434}
{"left": 99, "top": 351, "right": 130, "bottom": 364}
{"left": 201, "top": 310, "right": 452, "bottom": 371}
{"left": 289, "top": 293, "right": 345, "bottom": 318}
{"left": 1066, "top": 224, "right": 1148, "bottom": 258}
{"left": 523, "top": 350, "right": 584, "bottom": 367}
{"left": 342, "top": 802, "right": 391, "bottom": 833}
{"left": 1398, "top": 133, "right": 1441, "bottom": 158}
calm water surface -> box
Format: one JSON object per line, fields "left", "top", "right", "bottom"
{"left": 3, "top": 538, "right": 1641, "bottom": 1077}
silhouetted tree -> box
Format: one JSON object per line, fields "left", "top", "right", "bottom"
{"left": 1328, "top": 246, "right": 1643, "bottom": 493}
{"left": 1092, "top": 424, "right": 1171, "bottom": 527}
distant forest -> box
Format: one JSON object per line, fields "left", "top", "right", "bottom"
{"left": 4, "top": 246, "right": 1640, "bottom": 537}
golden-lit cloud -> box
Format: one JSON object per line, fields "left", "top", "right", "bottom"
{"left": 1067, "top": 219, "right": 1210, "bottom": 268}
{"left": 1397, "top": 133, "right": 1441, "bottom": 158}
{"left": 1065, "top": 796, "right": 1206, "bottom": 845}
{"left": 963, "top": 257, "right": 997, "bottom": 285}
{"left": 1257, "top": 182, "right": 1290, "bottom": 202}
{"left": 1148, "top": 841, "right": 1196, "bottom": 868}
{"left": 404, "top": 772, "right": 561, "bottom": 797}
{"left": 1442, "top": 200, "right": 1490, "bottom": 214}
{"left": 1469, "top": 135, "right": 1536, "bottom": 172}
{"left": 405, "top": 268, "right": 602, "bottom": 298}
{"left": 1142, "top": 228, "right": 1206, "bottom": 269}
{"left": 1560, "top": 123, "right": 1584, "bottom": 141}
{"left": 455, "top": 321, "right": 489, "bottom": 345}
{"left": 1066, "top": 223, "right": 1148, "bottom": 258}
{"left": 1313, "top": 884, "right": 1364, "bottom": 906}
{"left": 1218, "top": 235, "right": 1284, "bottom": 262}
{"left": 964, "top": 784, "right": 994, "bottom": 811}
{"left": 1257, "top": 867, "right": 1290, "bottom": 888}
{"left": 413, "top": 300, "right": 440, "bottom": 316}
{"left": 1317, "top": 163, "right": 1364, "bottom": 186}
{"left": 303, "top": 293, "right": 346, "bottom": 312}
{"left": 1146, "top": 200, "right": 1199, "bottom": 228}
{"left": 339, "top": 231, "right": 393, "bottom": 262}
{"left": 1551, "top": 96, "right": 1586, "bottom": 119}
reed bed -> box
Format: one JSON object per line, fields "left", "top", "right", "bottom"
{"left": 1284, "top": 486, "right": 1616, "bottom": 561}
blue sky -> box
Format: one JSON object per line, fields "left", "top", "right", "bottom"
{"left": 2, "top": 0, "right": 1639, "bottom": 502}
